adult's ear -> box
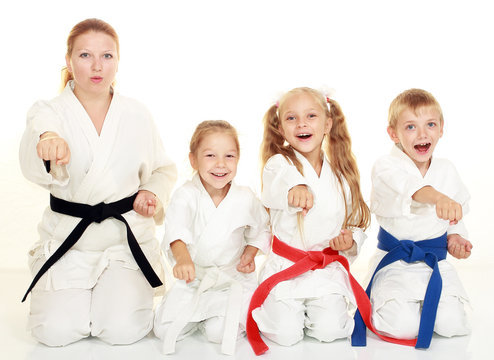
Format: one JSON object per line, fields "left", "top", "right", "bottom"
{"left": 65, "top": 55, "right": 72, "bottom": 73}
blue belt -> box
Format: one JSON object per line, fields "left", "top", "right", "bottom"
{"left": 352, "top": 227, "right": 447, "bottom": 349}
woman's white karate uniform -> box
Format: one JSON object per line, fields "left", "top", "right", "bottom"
{"left": 19, "top": 81, "right": 177, "bottom": 346}
{"left": 153, "top": 174, "right": 271, "bottom": 353}
{"left": 252, "top": 151, "right": 366, "bottom": 346}
{"left": 368, "top": 145, "right": 471, "bottom": 339}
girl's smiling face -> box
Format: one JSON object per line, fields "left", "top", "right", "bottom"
{"left": 388, "top": 106, "right": 443, "bottom": 175}
{"left": 279, "top": 92, "right": 332, "bottom": 165}
{"left": 189, "top": 131, "right": 239, "bottom": 198}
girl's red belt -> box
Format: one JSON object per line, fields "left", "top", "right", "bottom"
{"left": 246, "top": 235, "right": 416, "bottom": 355}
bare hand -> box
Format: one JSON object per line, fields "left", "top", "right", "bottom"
{"left": 36, "top": 132, "right": 70, "bottom": 165}
{"left": 436, "top": 194, "right": 462, "bottom": 225}
{"left": 329, "top": 229, "right": 354, "bottom": 251}
{"left": 133, "top": 190, "right": 157, "bottom": 217}
{"left": 237, "top": 246, "right": 258, "bottom": 273}
{"left": 447, "top": 233, "right": 472, "bottom": 259}
{"left": 288, "top": 185, "right": 313, "bottom": 216}
{"left": 173, "top": 260, "right": 195, "bottom": 283}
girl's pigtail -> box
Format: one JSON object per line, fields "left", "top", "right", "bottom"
{"left": 326, "top": 98, "right": 370, "bottom": 230}
{"left": 260, "top": 105, "right": 284, "bottom": 169}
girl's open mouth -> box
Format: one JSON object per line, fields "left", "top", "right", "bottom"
{"left": 296, "top": 133, "right": 312, "bottom": 140}
{"left": 211, "top": 173, "right": 227, "bottom": 178}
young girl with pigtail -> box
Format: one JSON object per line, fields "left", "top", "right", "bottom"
{"left": 246, "top": 87, "right": 372, "bottom": 354}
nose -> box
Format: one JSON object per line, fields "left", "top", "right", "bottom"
{"left": 296, "top": 118, "right": 306, "bottom": 128}
{"left": 215, "top": 157, "right": 225, "bottom": 167}
{"left": 92, "top": 57, "right": 102, "bottom": 72}
{"left": 417, "top": 125, "right": 426, "bottom": 138}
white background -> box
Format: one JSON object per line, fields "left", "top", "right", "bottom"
{"left": 1, "top": 0, "right": 492, "bottom": 270}
{"left": 0, "top": 1, "right": 493, "bottom": 359}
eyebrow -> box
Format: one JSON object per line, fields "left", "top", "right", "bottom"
{"left": 75, "top": 48, "right": 116, "bottom": 52}
{"left": 283, "top": 108, "right": 320, "bottom": 114}
{"left": 201, "top": 148, "right": 238, "bottom": 153}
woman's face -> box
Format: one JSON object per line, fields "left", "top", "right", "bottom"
{"left": 66, "top": 31, "right": 118, "bottom": 97}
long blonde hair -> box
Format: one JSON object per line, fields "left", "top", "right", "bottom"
{"left": 60, "top": 18, "right": 120, "bottom": 92}
{"left": 260, "top": 87, "right": 370, "bottom": 230}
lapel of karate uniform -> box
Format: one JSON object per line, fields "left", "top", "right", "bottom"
{"left": 64, "top": 87, "right": 123, "bottom": 205}
{"left": 192, "top": 175, "right": 241, "bottom": 262}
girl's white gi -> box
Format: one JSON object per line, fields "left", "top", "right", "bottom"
{"left": 19, "top": 81, "right": 177, "bottom": 345}
{"left": 153, "top": 174, "right": 271, "bottom": 354}
{"left": 252, "top": 150, "right": 366, "bottom": 345}
{"left": 368, "top": 145, "right": 471, "bottom": 339}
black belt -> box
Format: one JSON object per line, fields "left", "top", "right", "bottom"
{"left": 22, "top": 193, "right": 163, "bottom": 302}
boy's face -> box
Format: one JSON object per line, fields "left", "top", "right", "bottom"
{"left": 387, "top": 106, "right": 443, "bottom": 174}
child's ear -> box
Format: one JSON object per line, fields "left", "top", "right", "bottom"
{"left": 387, "top": 126, "right": 400, "bottom": 144}
{"left": 189, "top": 152, "right": 197, "bottom": 170}
{"left": 278, "top": 124, "right": 284, "bottom": 137}
{"left": 325, "top": 117, "right": 333, "bottom": 135}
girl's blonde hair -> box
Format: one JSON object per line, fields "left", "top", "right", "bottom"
{"left": 261, "top": 87, "right": 370, "bottom": 230}
{"left": 190, "top": 120, "right": 240, "bottom": 156}
{"left": 61, "top": 18, "right": 120, "bottom": 92}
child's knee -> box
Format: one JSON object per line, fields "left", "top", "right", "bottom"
{"left": 201, "top": 317, "right": 224, "bottom": 343}
{"left": 434, "top": 296, "right": 471, "bottom": 337}
{"left": 305, "top": 294, "right": 354, "bottom": 342}
{"left": 252, "top": 298, "right": 305, "bottom": 346}
{"left": 200, "top": 316, "right": 244, "bottom": 344}
{"left": 373, "top": 298, "right": 420, "bottom": 339}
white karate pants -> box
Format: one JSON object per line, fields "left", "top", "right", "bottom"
{"left": 28, "top": 260, "right": 154, "bottom": 346}
{"left": 153, "top": 309, "right": 244, "bottom": 344}
{"left": 372, "top": 293, "right": 471, "bottom": 339}
{"left": 252, "top": 293, "right": 354, "bottom": 346}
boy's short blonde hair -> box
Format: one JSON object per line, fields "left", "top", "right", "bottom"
{"left": 388, "top": 89, "right": 444, "bottom": 128}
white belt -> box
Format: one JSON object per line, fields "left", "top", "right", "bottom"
{"left": 162, "top": 265, "right": 243, "bottom": 355}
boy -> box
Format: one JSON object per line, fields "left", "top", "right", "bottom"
{"left": 363, "top": 89, "right": 472, "bottom": 348}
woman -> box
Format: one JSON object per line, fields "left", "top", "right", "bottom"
{"left": 19, "top": 18, "right": 177, "bottom": 346}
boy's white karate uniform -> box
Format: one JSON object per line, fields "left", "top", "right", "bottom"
{"left": 252, "top": 151, "right": 366, "bottom": 346}
{"left": 368, "top": 145, "right": 471, "bottom": 339}
{"left": 153, "top": 174, "right": 271, "bottom": 353}
{"left": 19, "top": 81, "right": 177, "bottom": 346}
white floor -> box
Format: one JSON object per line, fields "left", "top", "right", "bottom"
{"left": 1, "top": 264, "right": 491, "bottom": 360}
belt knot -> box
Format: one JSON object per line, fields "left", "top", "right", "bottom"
{"left": 400, "top": 240, "right": 426, "bottom": 262}
{"left": 90, "top": 202, "right": 114, "bottom": 223}
{"left": 307, "top": 250, "right": 331, "bottom": 270}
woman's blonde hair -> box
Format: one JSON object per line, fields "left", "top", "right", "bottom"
{"left": 388, "top": 88, "right": 443, "bottom": 129}
{"left": 60, "top": 18, "right": 119, "bottom": 92}
{"left": 261, "top": 87, "right": 370, "bottom": 230}
{"left": 190, "top": 120, "right": 240, "bottom": 157}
